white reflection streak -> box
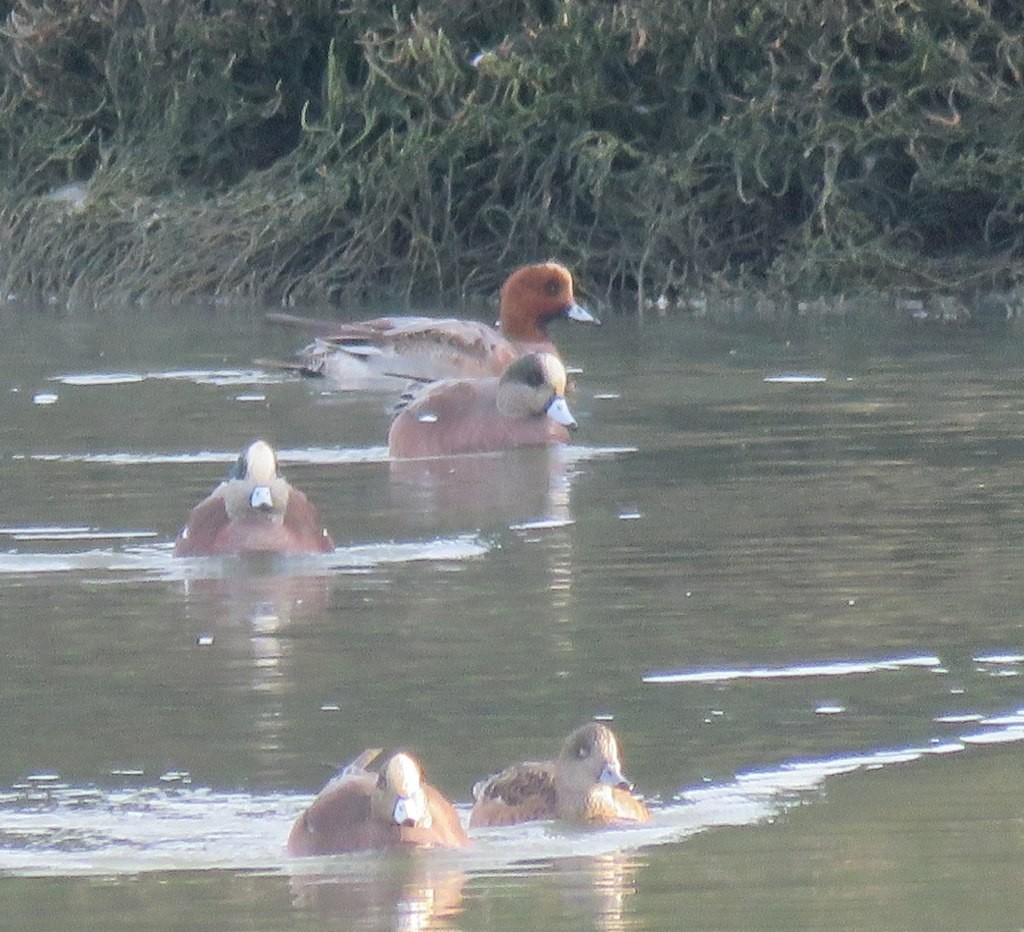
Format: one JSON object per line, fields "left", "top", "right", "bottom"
{"left": 52, "top": 368, "right": 277, "bottom": 387}
{"left": 527, "top": 447, "right": 577, "bottom": 651}
{"left": 27, "top": 447, "right": 391, "bottom": 466}
{"left": 678, "top": 741, "right": 964, "bottom": 816}
{"left": 643, "top": 654, "right": 942, "bottom": 684}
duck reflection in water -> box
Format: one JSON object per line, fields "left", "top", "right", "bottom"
{"left": 288, "top": 857, "right": 467, "bottom": 931}
{"left": 388, "top": 443, "right": 575, "bottom": 534}
{"left": 550, "top": 851, "right": 645, "bottom": 932}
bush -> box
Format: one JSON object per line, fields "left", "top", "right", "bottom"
{"left": 1, "top": 0, "right": 1023, "bottom": 306}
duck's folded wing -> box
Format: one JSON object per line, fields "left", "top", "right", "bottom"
{"left": 301, "top": 316, "right": 444, "bottom": 350}
{"left": 327, "top": 319, "right": 511, "bottom": 363}
{"left": 336, "top": 748, "right": 385, "bottom": 779}
{"left": 288, "top": 774, "right": 375, "bottom": 854}
{"left": 266, "top": 314, "right": 452, "bottom": 351}
{"left": 173, "top": 495, "right": 228, "bottom": 556}
{"left": 282, "top": 488, "right": 334, "bottom": 552}
{"left": 470, "top": 761, "right": 557, "bottom": 825}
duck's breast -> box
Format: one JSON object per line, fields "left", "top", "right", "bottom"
{"left": 420, "top": 784, "right": 470, "bottom": 847}
{"left": 578, "top": 785, "right": 651, "bottom": 825}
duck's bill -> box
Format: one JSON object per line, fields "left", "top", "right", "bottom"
{"left": 599, "top": 761, "right": 633, "bottom": 792}
{"left": 565, "top": 301, "right": 600, "bottom": 325}
{"left": 249, "top": 485, "right": 274, "bottom": 510}
{"left": 393, "top": 792, "right": 429, "bottom": 828}
{"left": 547, "top": 396, "right": 578, "bottom": 429}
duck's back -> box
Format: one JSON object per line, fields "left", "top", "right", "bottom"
{"left": 306, "top": 318, "right": 526, "bottom": 386}
{"left": 469, "top": 761, "right": 558, "bottom": 827}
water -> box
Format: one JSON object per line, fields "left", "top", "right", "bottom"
{"left": 2, "top": 299, "right": 1024, "bottom": 928}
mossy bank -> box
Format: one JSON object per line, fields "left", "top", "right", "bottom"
{"left": 2, "top": 0, "right": 1023, "bottom": 318}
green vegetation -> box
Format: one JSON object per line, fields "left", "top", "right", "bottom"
{"left": 1, "top": 0, "right": 1023, "bottom": 309}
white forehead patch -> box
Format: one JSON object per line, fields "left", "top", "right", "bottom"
{"left": 244, "top": 440, "right": 278, "bottom": 485}
{"left": 387, "top": 753, "right": 422, "bottom": 797}
{"left": 537, "top": 353, "right": 568, "bottom": 395}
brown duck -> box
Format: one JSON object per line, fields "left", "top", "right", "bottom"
{"left": 287, "top": 749, "right": 469, "bottom": 856}
{"left": 469, "top": 723, "right": 650, "bottom": 828}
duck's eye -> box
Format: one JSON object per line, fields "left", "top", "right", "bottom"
{"left": 544, "top": 278, "right": 560, "bottom": 296}
{"left": 376, "top": 772, "right": 387, "bottom": 789}
{"left": 576, "top": 743, "right": 588, "bottom": 759}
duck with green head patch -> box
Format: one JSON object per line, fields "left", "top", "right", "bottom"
{"left": 387, "top": 352, "right": 578, "bottom": 458}
{"left": 174, "top": 440, "right": 334, "bottom": 556}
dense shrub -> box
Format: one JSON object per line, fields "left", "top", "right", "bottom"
{"left": 1, "top": 0, "right": 1022, "bottom": 306}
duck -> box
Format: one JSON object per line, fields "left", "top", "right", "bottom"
{"left": 265, "top": 262, "right": 598, "bottom": 388}
{"left": 387, "top": 352, "right": 577, "bottom": 458}
{"left": 287, "top": 748, "right": 469, "bottom": 855}
{"left": 469, "top": 722, "right": 650, "bottom": 828}
{"left": 173, "top": 440, "right": 334, "bottom": 556}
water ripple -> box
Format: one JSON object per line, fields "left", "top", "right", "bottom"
{"left": 16, "top": 444, "right": 636, "bottom": 468}
{"left": 2, "top": 717, "right": 1020, "bottom": 878}
{"left": 643, "top": 654, "right": 941, "bottom": 684}
{"left": 23, "top": 447, "right": 391, "bottom": 466}
{"left": 0, "top": 535, "right": 491, "bottom": 578}
{"left": 0, "top": 526, "right": 158, "bottom": 542}
{"left": 52, "top": 369, "right": 282, "bottom": 387}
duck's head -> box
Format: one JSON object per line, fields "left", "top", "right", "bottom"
{"left": 558, "top": 722, "right": 632, "bottom": 791}
{"left": 372, "top": 751, "right": 433, "bottom": 829}
{"left": 228, "top": 440, "right": 280, "bottom": 511}
{"left": 498, "top": 262, "right": 598, "bottom": 340}
{"left": 497, "top": 352, "right": 578, "bottom": 429}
